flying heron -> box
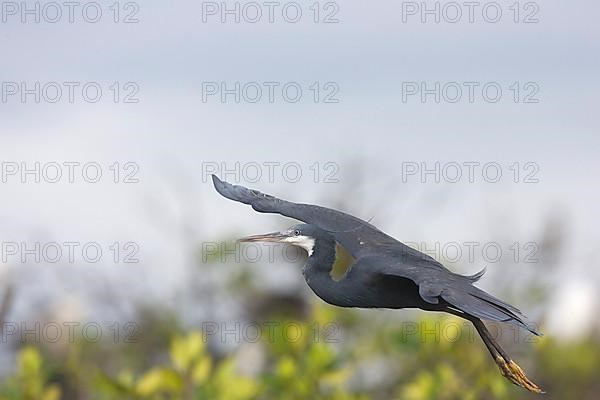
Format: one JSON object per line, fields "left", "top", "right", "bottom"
{"left": 211, "top": 175, "right": 543, "bottom": 393}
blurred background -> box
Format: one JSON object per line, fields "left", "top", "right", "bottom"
{"left": 0, "top": 0, "right": 599, "bottom": 398}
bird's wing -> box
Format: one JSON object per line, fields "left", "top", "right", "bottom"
{"left": 212, "top": 175, "right": 404, "bottom": 257}
{"left": 375, "top": 258, "right": 539, "bottom": 335}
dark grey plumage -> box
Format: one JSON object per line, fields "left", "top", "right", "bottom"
{"left": 212, "top": 175, "right": 543, "bottom": 393}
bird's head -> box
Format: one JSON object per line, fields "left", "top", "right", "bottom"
{"left": 237, "top": 223, "right": 323, "bottom": 256}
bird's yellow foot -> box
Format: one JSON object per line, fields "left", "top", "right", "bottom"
{"left": 495, "top": 355, "right": 544, "bottom": 394}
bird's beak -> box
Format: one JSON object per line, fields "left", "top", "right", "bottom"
{"left": 236, "top": 231, "right": 289, "bottom": 243}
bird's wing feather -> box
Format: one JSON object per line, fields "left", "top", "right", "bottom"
{"left": 377, "top": 260, "right": 539, "bottom": 335}
{"left": 212, "top": 175, "right": 405, "bottom": 257}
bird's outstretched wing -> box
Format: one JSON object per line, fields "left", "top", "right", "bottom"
{"left": 212, "top": 175, "right": 410, "bottom": 258}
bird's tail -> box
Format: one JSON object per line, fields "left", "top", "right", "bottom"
{"left": 442, "top": 284, "right": 541, "bottom": 337}
{"left": 472, "top": 318, "right": 544, "bottom": 394}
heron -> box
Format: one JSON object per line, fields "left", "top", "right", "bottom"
{"left": 211, "top": 175, "right": 543, "bottom": 393}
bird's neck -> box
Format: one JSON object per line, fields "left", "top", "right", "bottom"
{"left": 302, "top": 235, "right": 359, "bottom": 308}
{"left": 304, "top": 236, "right": 336, "bottom": 274}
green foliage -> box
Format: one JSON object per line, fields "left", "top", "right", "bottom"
{"left": 0, "top": 346, "right": 61, "bottom": 400}
{"left": 1, "top": 307, "right": 598, "bottom": 399}
{"left": 91, "top": 311, "right": 366, "bottom": 400}
{"left": 94, "top": 331, "right": 260, "bottom": 400}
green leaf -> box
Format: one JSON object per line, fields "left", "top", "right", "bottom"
{"left": 18, "top": 347, "right": 42, "bottom": 376}
{"left": 192, "top": 355, "right": 212, "bottom": 384}
{"left": 135, "top": 367, "right": 182, "bottom": 396}
{"left": 170, "top": 332, "right": 205, "bottom": 372}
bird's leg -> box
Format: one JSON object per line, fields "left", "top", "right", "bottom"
{"left": 471, "top": 318, "right": 544, "bottom": 394}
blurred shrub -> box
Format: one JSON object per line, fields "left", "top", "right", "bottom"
{"left": 0, "top": 306, "right": 598, "bottom": 399}
{"left": 0, "top": 346, "right": 61, "bottom": 400}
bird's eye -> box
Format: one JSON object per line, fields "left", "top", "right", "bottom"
{"left": 294, "top": 230, "right": 300, "bottom": 236}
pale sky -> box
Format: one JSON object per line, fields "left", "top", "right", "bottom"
{"left": 1, "top": 0, "right": 599, "bottom": 340}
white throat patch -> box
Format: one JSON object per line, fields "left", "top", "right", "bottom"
{"left": 282, "top": 235, "right": 315, "bottom": 257}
